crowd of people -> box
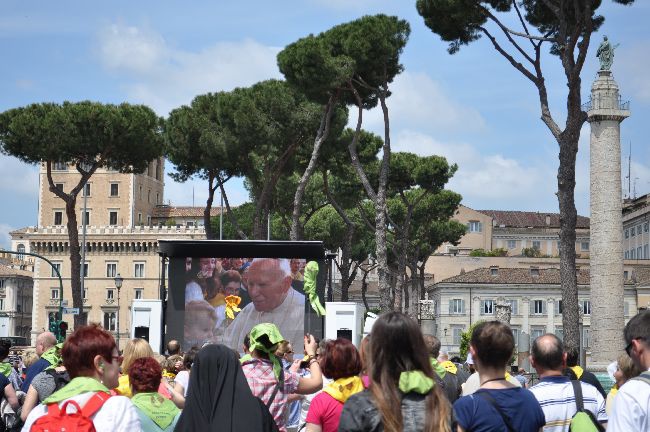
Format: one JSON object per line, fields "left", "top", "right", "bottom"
{"left": 0, "top": 308, "right": 644, "bottom": 431}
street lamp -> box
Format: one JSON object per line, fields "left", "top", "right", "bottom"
{"left": 114, "top": 273, "right": 123, "bottom": 349}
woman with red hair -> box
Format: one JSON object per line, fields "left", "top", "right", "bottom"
{"left": 22, "top": 324, "right": 140, "bottom": 431}
{"left": 129, "top": 357, "right": 180, "bottom": 432}
{"left": 305, "top": 338, "right": 363, "bottom": 432}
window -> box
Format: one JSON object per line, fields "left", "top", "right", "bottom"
{"left": 532, "top": 299, "right": 547, "bottom": 315}
{"left": 631, "top": 227, "right": 636, "bottom": 237}
{"left": 134, "top": 262, "right": 145, "bottom": 278}
{"left": 54, "top": 183, "right": 64, "bottom": 193}
{"left": 50, "top": 288, "right": 59, "bottom": 300}
{"left": 17, "top": 244, "right": 25, "bottom": 260}
{"left": 147, "top": 215, "right": 151, "bottom": 226}
{"left": 582, "top": 328, "right": 590, "bottom": 348}
{"left": 555, "top": 327, "right": 564, "bottom": 341}
{"left": 625, "top": 229, "right": 629, "bottom": 238}
{"left": 555, "top": 300, "right": 563, "bottom": 315}
{"left": 511, "top": 327, "right": 520, "bottom": 347}
{"left": 0, "top": 280, "right": 4, "bottom": 290}
{"left": 490, "top": 267, "right": 498, "bottom": 276}
{"left": 481, "top": 300, "right": 494, "bottom": 315}
{"left": 53, "top": 211, "right": 63, "bottom": 226}
{"left": 186, "top": 221, "right": 195, "bottom": 227}
{"left": 109, "top": 211, "right": 118, "bottom": 226}
{"left": 638, "top": 225, "right": 643, "bottom": 235}
{"left": 82, "top": 211, "right": 90, "bottom": 226}
{"left": 51, "top": 262, "right": 61, "bottom": 277}
{"left": 106, "top": 263, "right": 117, "bottom": 278}
{"left": 532, "top": 240, "right": 541, "bottom": 250}
{"left": 631, "top": 249, "right": 636, "bottom": 259}
{"left": 507, "top": 299, "right": 518, "bottom": 315}
{"left": 83, "top": 262, "right": 89, "bottom": 278}
{"left": 530, "top": 267, "right": 540, "bottom": 277}
{"left": 507, "top": 240, "right": 516, "bottom": 249}
{"left": 452, "top": 326, "right": 464, "bottom": 345}
{"left": 106, "top": 289, "right": 115, "bottom": 300}
{"left": 638, "top": 246, "right": 643, "bottom": 259}
{"left": 625, "top": 250, "right": 630, "bottom": 259}
{"left": 82, "top": 183, "right": 91, "bottom": 197}
{"left": 645, "top": 222, "right": 649, "bottom": 233}
{"left": 156, "top": 193, "right": 160, "bottom": 204}
{"left": 110, "top": 183, "right": 119, "bottom": 197}
{"left": 48, "top": 312, "right": 59, "bottom": 328}
{"left": 646, "top": 245, "right": 649, "bottom": 260}
{"left": 53, "top": 162, "right": 67, "bottom": 171}
{"left": 138, "top": 213, "right": 142, "bottom": 224}
{"left": 103, "top": 312, "right": 116, "bottom": 332}
{"left": 449, "top": 299, "right": 465, "bottom": 314}
{"left": 531, "top": 327, "right": 545, "bottom": 342}
{"left": 139, "top": 186, "right": 143, "bottom": 199}
{"left": 148, "top": 190, "right": 151, "bottom": 203}
{"left": 624, "top": 270, "right": 629, "bottom": 280}
{"left": 83, "top": 288, "right": 88, "bottom": 299}
{"left": 134, "top": 288, "right": 144, "bottom": 300}
{"left": 581, "top": 242, "right": 589, "bottom": 251}
{"left": 581, "top": 300, "right": 591, "bottom": 315}
{"left": 468, "top": 221, "right": 482, "bottom": 233}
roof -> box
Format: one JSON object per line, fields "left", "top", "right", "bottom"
{"left": 437, "top": 267, "right": 593, "bottom": 285}
{"left": 0, "top": 264, "right": 32, "bottom": 278}
{"left": 632, "top": 266, "right": 650, "bottom": 285}
{"left": 476, "top": 210, "right": 590, "bottom": 229}
{"left": 151, "top": 206, "right": 223, "bottom": 218}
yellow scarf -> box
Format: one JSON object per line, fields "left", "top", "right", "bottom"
{"left": 570, "top": 365, "right": 584, "bottom": 379}
{"left": 440, "top": 361, "right": 458, "bottom": 374}
{"left": 323, "top": 376, "right": 364, "bottom": 403}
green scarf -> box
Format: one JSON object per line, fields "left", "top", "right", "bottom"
{"left": 303, "top": 261, "right": 325, "bottom": 316}
{"left": 249, "top": 323, "right": 284, "bottom": 381}
{"left": 132, "top": 392, "right": 179, "bottom": 430}
{"left": 43, "top": 377, "right": 110, "bottom": 404}
{"left": 239, "top": 353, "right": 253, "bottom": 364}
{"left": 398, "top": 370, "right": 435, "bottom": 394}
{"left": 0, "top": 363, "right": 12, "bottom": 378}
{"left": 430, "top": 358, "right": 447, "bottom": 379}
{"left": 42, "top": 344, "right": 63, "bottom": 370}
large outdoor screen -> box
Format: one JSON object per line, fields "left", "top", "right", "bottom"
{"left": 159, "top": 241, "right": 326, "bottom": 353}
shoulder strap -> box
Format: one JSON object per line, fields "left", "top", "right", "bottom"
{"left": 631, "top": 371, "right": 650, "bottom": 385}
{"left": 80, "top": 392, "right": 111, "bottom": 418}
{"left": 474, "top": 391, "right": 515, "bottom": 432}
{"left": 265, "top": 368, "right": 285, "bottom": 410}
{"left": 571, "top": 380, "right": 584, "bottom": 412}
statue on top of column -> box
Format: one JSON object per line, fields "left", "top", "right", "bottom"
{"left": 596, "top": 35, "right": 619, "bottom": 71}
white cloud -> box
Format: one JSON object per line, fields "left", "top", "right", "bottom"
{"left": 362, "top": 71, "right": 486, "bottom": 135}
{"left": 0, "top": 157, "right": 39, "bottom": 196}
{"left": 163, "top": 172, "right": 249, "bottom": 208}
{"left": 97, "top": 23, "right": 282, "bottom": 115}
{"left": 393, "top": 130, "right": 558, "bottom": 210}
{"left": 0, "top": 223, "right": 14, "bottom": 249}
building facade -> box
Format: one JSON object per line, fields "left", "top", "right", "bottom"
{"left": 429, "top": 267, "right": 638, "bottom": 358}
{"left": 0, "top": 264, "right": 33, "bottom": 339}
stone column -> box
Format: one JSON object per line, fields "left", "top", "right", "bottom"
{"left": 588, "top": 69, "right": 630, "bottom": 364}
{"left": 546, "top": 297, "right": 555, "bottom": 334}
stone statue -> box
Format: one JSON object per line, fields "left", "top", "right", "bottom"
{"left": 596, "top": 35, "right": 619, "bottom": 71}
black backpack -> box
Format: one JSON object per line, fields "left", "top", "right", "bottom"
{"left": 45, "top": 369, "right": 71, "bottom": 394}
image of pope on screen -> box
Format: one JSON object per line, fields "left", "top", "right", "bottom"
{"left": 183, "top": 257, "right": 305, "bottom": 353}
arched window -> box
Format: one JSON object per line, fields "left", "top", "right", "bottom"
{"left": 17, "top": 244, "right": 25, "bottom": 261}
{"left": 103, "top": 312, "right": 116, "bottom": 332}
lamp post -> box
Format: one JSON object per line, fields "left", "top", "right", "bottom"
{"left": 114, "top": 273, "right": 123, "bottom": 349}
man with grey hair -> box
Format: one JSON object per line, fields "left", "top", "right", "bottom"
{"left": 223, "top": 258, "right": 305, "bottom": 353}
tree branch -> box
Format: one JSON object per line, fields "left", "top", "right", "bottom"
{"left": 479, "top": 26, "right": 539, "bottom": 84}
{"left": 512, "top": 0, "right": 538, "bottom": 49}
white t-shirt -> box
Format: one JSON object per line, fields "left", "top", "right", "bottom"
{"left": 175, "top": 370, "right": 190, "bottom": 397}
{"left": 21, "top": 392, "right": 140, "bottom": 432}
{"left": 607, "top": 373, "right": 650, "bottom": 432}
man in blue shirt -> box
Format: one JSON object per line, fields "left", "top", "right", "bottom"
{"left": 20, "top": 331, "right": 57, "bottom": 392}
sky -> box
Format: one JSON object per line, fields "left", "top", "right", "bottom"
{"left": 0, "top": 1, "right": 649, "bottom": 248}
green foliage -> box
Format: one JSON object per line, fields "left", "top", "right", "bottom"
{"left": 278, "top": 14, "right": 411, "bottom": 108}
{"left": 211, "top": 202, "right": 289, "bottom": 240}
{"left": 459, "top": 320, "right": 484, "bottom": 360}
{"left": 416, "top": 0, "right": 632, "bottom": 55}
{"left": 164, "top": 218, "right": 177, "bottom": 227}
{"left": 521, "top": 247, "right": 543, "bottom": 257}
{"left": 0, "top": 101, "right": 163, "bottom": 173}
{"left": 469, "top": 248, "right": 508, "bottom": 257}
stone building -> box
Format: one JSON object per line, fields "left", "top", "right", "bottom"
{"left": 429, "top": 266, "right": 639, "bottom": 359}
{"left": 0, "top": 263, "right": 33, "bottom": 339}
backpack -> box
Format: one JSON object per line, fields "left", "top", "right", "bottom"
{"left": 569, "top": 380, "right": 605, "bottom": 432}
{"left": 45, "top": 369, "right": 71, "bottom": 393}
{"left": 30, "top": 392, "right": 111, "bottom": 432}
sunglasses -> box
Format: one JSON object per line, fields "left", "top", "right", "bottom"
{"left": 625, "top": 337, "right": 646, "bottom": 357}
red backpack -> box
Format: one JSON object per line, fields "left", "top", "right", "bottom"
{"left": 30, "top": 392, "right": 111, "bottom": 432}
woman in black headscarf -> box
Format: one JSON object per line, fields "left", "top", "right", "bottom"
{"left": 174, "top": 344, "right": 278, "bottom": 432}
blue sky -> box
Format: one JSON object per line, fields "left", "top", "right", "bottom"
{"left": 0, "top": 1, "right": 648, "bottom": 247}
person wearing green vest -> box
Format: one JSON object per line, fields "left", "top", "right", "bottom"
{"left": 21, "top": 331, "right": 57, "bottom": 392}
{"left": 129, "top": 357, "right": 180, "bottom": 432}
{"left": 423, "top": 334, "right": 460, "bottom": 403}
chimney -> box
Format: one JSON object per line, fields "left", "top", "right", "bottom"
{"left": 545, "top": 214, "right": 551, "bottom": 226}
{"left": 490, "top": 266, "right": 499, "bottom": 276}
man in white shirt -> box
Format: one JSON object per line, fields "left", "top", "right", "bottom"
{"left": 529, "top": 334, "right": 607, "bottom": 431}
{"left": 608, "top": 310, "right": 650, "bottom": 431}
{"left": 223, "top": 258, "right": 305, "bottom": 353}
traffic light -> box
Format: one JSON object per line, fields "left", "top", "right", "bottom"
{"left": 58, "top": 321, "right": 68, "bottom": 342}
{"left": 49, "top": 320, "right": 59, "bottom": 339}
